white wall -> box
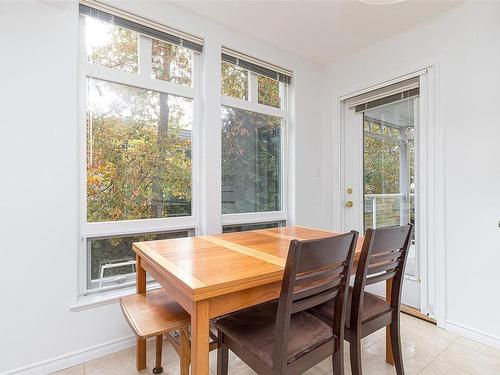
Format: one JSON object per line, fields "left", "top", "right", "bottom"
{"left": 0, "top": 1, "right": 325, "bottom": 373}
{"left": 322, "top": 1, "right": 500, "bottom": 345}
{"left": 4, "top": 1, "right": 498, "bottom": 372}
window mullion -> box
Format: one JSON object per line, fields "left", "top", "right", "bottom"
{"left": 84, "top": 64, "right": 195, "bottom": 98}
{"left": 248, "top": 72, "right": 258, "bottom": 102}
{"left": 138, "top": 35, "right": 152, "bottom": 79}
{"left": 191, "top": 51, "right": 201, "bottom": 234}
{"left": 279, "top": 82, "right": 287, "bottom": 109}
{"left": 221, "top": 95, "right": 286, "bottom": 118}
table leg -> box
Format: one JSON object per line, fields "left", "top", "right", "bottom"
{"left": 136, "top": 255, "right": 147, "bottom": 371}
{"left": 386, "top": 278, "right": 395, "bottom": 365}
{"left": 191, "top": 300, "right": 210, "bottom": 375}
{"left": 136, "top": 255, "right": 146, "bottom": 294}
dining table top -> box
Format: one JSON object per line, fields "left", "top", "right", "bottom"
{"left": 132, "top": 226, "right": 363, "bottom": 301}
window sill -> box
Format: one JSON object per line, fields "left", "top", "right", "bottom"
{"left": 70, "top": 283, "right": 161, "bottom": 312}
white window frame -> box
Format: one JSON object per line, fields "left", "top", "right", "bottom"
{"left": 77, "top": 15, "right": 201, "bottom": 297}
{"left": 221, "top": 67, "right": 289, "bottom": 227}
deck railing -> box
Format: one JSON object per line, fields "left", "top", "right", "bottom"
{"left": 364, "top": 193, "right": 415, "bottom": 229}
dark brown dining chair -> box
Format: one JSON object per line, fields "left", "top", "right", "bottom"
{"left": 214, "top": 231, "right": 359, "bottom": 375}
{"left": 311, "top": 224, "right": 413, "bottom": 375}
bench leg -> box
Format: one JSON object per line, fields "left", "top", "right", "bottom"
{"left": 180, "top": 328, "right": 191, "bottom": 375}
{"left": 136, "top": 337, "right": 147, "bottom": 371}
{"left": 153, "top": 334, "right": 164, "bottom": 374}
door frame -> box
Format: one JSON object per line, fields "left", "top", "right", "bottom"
{"left": 332, "top": 62, "right": 446, "bottom": 326}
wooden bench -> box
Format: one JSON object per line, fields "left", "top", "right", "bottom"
{"left": 121, "top": 289, "right": 217, "bottom": 374}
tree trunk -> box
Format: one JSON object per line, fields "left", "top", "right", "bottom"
{"left": 151, "top": 92, "right": 169, "bottom": 218}
{"left": 151, "top": 48, "right": 171, "bottom": 218}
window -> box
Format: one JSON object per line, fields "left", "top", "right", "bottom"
{"left": 87, "top": 230, "right": 191, "bottom": 291}
{"left": 80, "top": 5, "right": 201, "bottom": 294}
{"left": 221, "top": 62, "right": 248, "bottom": 100}
{"left": 220, "top": 49, "right": 291, "bottom": 229}
{"left": 222, "top": 220, "right": 286, "bottom": 234}
{"left": 87, "top": 79, "right": 193, "bottom": 222}
{"left": 152, "top": 39, "right": 193, "bottom": 86}
{"left": 258, "top": 76, "right": 281, "bottom": 108}
{"left": 85, "top": 17, "right": 138, "bottom": 73}
{"left": 221, "top": 107, "right": 282, "bottom": 214}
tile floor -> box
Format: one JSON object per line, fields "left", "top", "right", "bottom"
{"left": 52, "top": 314, "right": 500, "bottom": 375}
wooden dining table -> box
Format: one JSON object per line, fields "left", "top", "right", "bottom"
{"left": 132, "top": 226, "right": 395, "bottom": 374}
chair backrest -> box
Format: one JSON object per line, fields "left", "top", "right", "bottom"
{"left": 274, "top": 231, "right": 359, "bottom": 369}
{"left": 350, "top": 224, "right": 413, "bottom": 328}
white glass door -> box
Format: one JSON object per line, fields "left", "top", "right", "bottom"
{"left": 342, "top": 91, "right": 421, "bottom": 309}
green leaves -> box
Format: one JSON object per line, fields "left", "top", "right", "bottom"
{"left": 87, "top": 80, "right": 192, "bottom": 222}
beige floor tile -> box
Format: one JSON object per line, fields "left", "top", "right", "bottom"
{"left": 303, "top": 357, "right": 334, "bottom": 374}
{"left": 229, "top": 357, "right": 330, "bottom": 375}
{"left": 302, "top": 363, "right": 329, "bottom": 375}
{"left": 418, "top": 359, "right": 473, "bottom": 375}
{"left": 51, "top": 364, "right": 85, "bottom": 375}
{"left": 84, "top": 338, "right": 182, "bottom": 375}
{"left": 232, "top": 367, "right": 257, "bottom": 375}
{"left": 438, "top": 341, "right": 500, "bottom": 375}
{"left": 84, "top": 347, "right": 150, "bottom": 375}
{"left": 454, "top": 336, "right": 500, "bottom": 360}
{"left": 145, "top": 338, "right": 180, "bottom": 368}
{"left": 400, "top": 313, "right": 417, "bottom": 325}
{"left": 221, "top": 352, "right": 257, "bottom": 375}
{"left": 410, "top": 319, "right": 458, "bottom": 342}
{"left": 361, "top": 327, "right": 386, "bottom": 350}
{"left": 316, "top": 357, "right": 334, "bottom": 371}
{"left": 157, "top": 358, "right": 185, "bottom": 375}
{"left": 401, "top": 322, "right": 457, "bottom": 354}
{"left": 209, "top": 348, "right": 218, "bottom": 373}
{"left": 343, "top": 350, "right": 397, "bottom": 375}
{"left": 364, "top": 339, "right": 436, "bottom": 374}
{"left": 208, "top": 349, "right": 258, "bottom": 375}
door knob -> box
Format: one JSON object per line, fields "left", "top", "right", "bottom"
{"left": 345, "top": 200, "right": 353, "bottom": 208}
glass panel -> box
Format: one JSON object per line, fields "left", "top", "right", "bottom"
{"left": 152, "top": 39, "right": 193, "bottom": 86}
{"left": 363, "top": 97, "right": 418, "bottom": 277}
{"left": 223, "top": 220, "right": 286, "bottom": 234}
{"left": 221, "top": 62, "right": 248, "bottom": 100}
{"left": 87, "top": 231, "right": 189, "bottom": 289}
{"left": 84, "top": 16, "right": 138, "bottom": 73}
{"left": 221, "top": 106, "right": 282, "bottom": 214}
{"left": 371, "top": 123, "right": 381, "bottom": 133}
{"left": 86, "top": 78, "right": 193, "bottom": 222}
{"left": 258, "top": 76, "right": 281, "bottom": 108}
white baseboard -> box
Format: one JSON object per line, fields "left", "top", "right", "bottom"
{"left": 444, "top": 319, "right": 500, "bottom": 350}
{"left": 3, "top": 335, "right": 136, "bottom": 375}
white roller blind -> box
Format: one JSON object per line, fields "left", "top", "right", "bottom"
{"left": 222, "top": 47, "right": 293, "bottom": 84}
{"left": 346, "top": 78, "right": 419, "bottom": 111}
{"left": 80, "top": 0, "right": 204, "bottom": 52}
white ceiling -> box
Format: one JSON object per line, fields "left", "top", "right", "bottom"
{"left": 172, "top": 0, "right": 462, "bottom": 65}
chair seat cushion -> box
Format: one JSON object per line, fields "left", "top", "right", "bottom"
{"left": 214, "top": 302, "right": 334, "bottom": 369}
{"left": 312, "top": 287, "right": 390, "bottom": 328}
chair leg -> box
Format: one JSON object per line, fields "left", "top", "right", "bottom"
{"left": 349, "top": 337, "right": 363, "bottom": 375}
{"left": 179, "top": 328, "right": 191, "bottom": 375}
{"left": 216, "top": 333, "right": 228, "bottom": 375}
{"left": 153, "top": 334, "right": 163, "bottom": 374}
{"left": 332, "top": 344, "right": 344, "bottom": 375}
{"left": 390, "top": 316, "right": 405, "bottom": 375}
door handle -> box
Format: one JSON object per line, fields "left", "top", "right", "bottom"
{"left": 345, "top": 200, "right": 353, "bottom": 208}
